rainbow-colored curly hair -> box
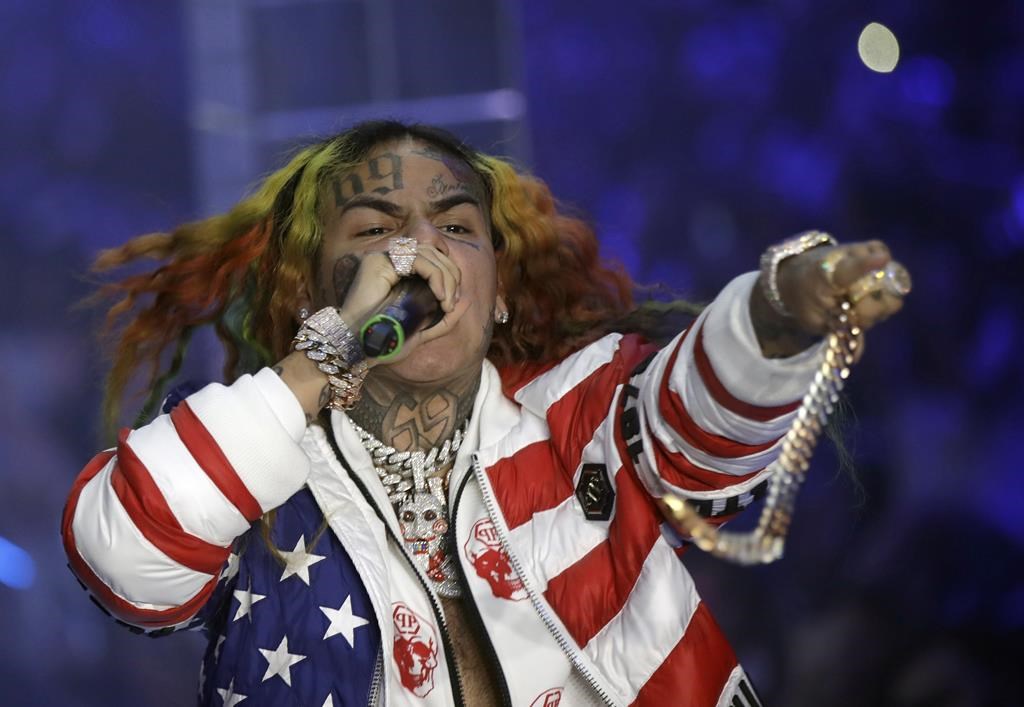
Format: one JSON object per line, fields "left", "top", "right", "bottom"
{"left": 93, "top": 120, "right": 697, "bottom": 432}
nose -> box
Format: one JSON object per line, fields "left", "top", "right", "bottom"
{"left": 405, "top": 218, "right": 450, "bottom": 256}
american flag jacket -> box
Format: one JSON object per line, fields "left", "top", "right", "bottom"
{"left": 63, "top": 272, "right": 822, "bottom": 706}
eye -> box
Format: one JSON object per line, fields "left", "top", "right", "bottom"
{"left": 442, "top": 224, "right": 470, "bottom": 235}
{"left": 401, "top": 510, "right": 415, "bottom": 522}
{"left": 357, "top": 226, "right": 391, "bottom": 237}
{"left": 423, "top": 510, "right": 437, "bottom": 521}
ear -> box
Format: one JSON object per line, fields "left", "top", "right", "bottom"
{"left": 295, "top": 277, "right": 314, "bottom": 319}
{"left": 494, "top": 273, "right": 508, "bottom": 320}
{"left": 494, "top": 292, "right": 509, "bottom": 322}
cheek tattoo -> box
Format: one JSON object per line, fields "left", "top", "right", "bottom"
{"left": 331, "top": 254, "right": 361, "bottom": 306}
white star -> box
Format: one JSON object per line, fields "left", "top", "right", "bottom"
{"left": 322, "top": 695, "right": 335, "bottom": 707}
{"left": 259, "top": 635, "right": 306, "bottom": 686}
{"left": 221, "top": 551, "right": 240, "bottom": 580}
{"left": 232, "top": 581, "right": 266, "bottom": 622}
{"left": 319, "top": 595, "right": 370, "bottom": 647}
{"left": 217, "top": 678, "right": 248, "bottom": 706}
{"left": 278, "top": 535, "right": 326, "bottom": 585}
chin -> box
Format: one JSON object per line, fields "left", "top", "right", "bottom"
{"left": 385, "top": 339, "right": 481, "bottom": 385}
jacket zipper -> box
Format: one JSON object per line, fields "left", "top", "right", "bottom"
{"left": 322, "top": 426, "right": 467, "bottom": 707}
{"left": 471, "top": 454, "right": 618, "bottom": 706}
{"left": 365, "top": 646, "right": 383, "bottom": 707}
{"left": 450, "top": 471, "right": 513, "bottom": 707}
{"left": 390, "top": 527, "right": 467, "bottom": 707}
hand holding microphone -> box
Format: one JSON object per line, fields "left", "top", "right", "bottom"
{"left": 360, "top": 276, "right": 443, "bottom": 359}
{"left": 352, "top": 235, "right": 454, "bottom": 360}
{"left": 286, "top": 236, "right": 455, "bottom": 414}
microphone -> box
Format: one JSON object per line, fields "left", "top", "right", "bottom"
{"left": 359, "top": 276, "right": 443, "bottom": 360}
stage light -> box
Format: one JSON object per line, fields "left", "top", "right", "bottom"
{"left": 0, "top": 535, "right": 35, "bottom": 589}
{"left": 858, "top": 22, "right": 900, "bottom": 73}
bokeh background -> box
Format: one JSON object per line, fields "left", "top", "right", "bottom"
{"left": 2, "top": 0, "right": 1022, "bottom": 705}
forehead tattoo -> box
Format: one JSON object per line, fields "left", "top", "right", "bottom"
{"left": 331, "top": 152, "right": 404, "bottom": 209}
{"left": 427, "top": 173, "right": 469, "bottom": 199}
{"left": 410, "top": 145, "right": 485, "bottom": 203}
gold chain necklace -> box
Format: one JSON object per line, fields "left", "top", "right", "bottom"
{"left": 660, "top": 300, "right": 864, "bottom": 565}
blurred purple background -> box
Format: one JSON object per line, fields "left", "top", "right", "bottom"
{"left": 1, "top": 1, "right": 1021, "bottom": 705}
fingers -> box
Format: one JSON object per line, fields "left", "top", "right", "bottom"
{"left": 821, "top": 241, "right": 906, "bottom": 330}
{"left": 334, "top": 251, "right": 400, "bottom": 326}
{"left": 413, "top": 245, "right": 460, "bottom": 312}
{"left": 779, "top": 238, "right": 908, "bottom": 340}
{"left": 337, "top": 243, "right": 461, "bottom": 323}
{"left": 851, "top": 285, "right": 904, "bottom": 329}
{"left": 826, "top": 240, "right": 890, "bottom": 291}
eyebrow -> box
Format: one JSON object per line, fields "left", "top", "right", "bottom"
{"left": 427, "top": 193, "right": 481, "bottom": 216}
{"left": 337, "top": 195, "right": 404, "bottom": 219}
{"left": 338, "top": 192, "right": 482, "bottom": 220}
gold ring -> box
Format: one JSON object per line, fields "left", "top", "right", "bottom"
{"left": 848, "top": 261, "right": 912, "bottom": 303}
{"left": 819, "top": 249, "right": 846, "bottom": 288}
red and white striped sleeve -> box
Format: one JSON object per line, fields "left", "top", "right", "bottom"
{"left": 61, "top": 368, "right": 310, "bottom": 630}
{"left": 627, "top": 270, "right": 823, "bottom": 503}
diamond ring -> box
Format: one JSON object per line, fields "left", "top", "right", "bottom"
{"left": 387, "top": 236, "right": 417, "bottom": 277}
{"left": 848, "top": 261, "right": 912, "bottom": 303}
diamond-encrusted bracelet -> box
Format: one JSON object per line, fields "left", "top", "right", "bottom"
{"left": 758, "top": 230, "right": 837, "bottom": 317}
{"left": 292, "top": 307, "right": 368, "bottom": 410}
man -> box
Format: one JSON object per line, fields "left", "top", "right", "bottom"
{"left": 63, "top": 121, "right": 907, "bottom": 705}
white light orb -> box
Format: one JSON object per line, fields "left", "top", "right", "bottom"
{"left": 858, "top": 22, "right": 900, "bottom": 73}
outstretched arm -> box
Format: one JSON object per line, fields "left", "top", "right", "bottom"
{"left": 633, "top": 237, "right": 906, "bottom": 521}
{"left": 502, "top": 237, "right": 907, "bottom": 527}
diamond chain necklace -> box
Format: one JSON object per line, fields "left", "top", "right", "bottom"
{"left": 351, "top": 422, "right": 464, "bottom": 503}
{"left": 349, "top": 420, "right": 465, "bottom": 597}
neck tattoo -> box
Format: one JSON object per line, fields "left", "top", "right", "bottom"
{"left": 345, "top": 374, "right": 479, "bottom": 596}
